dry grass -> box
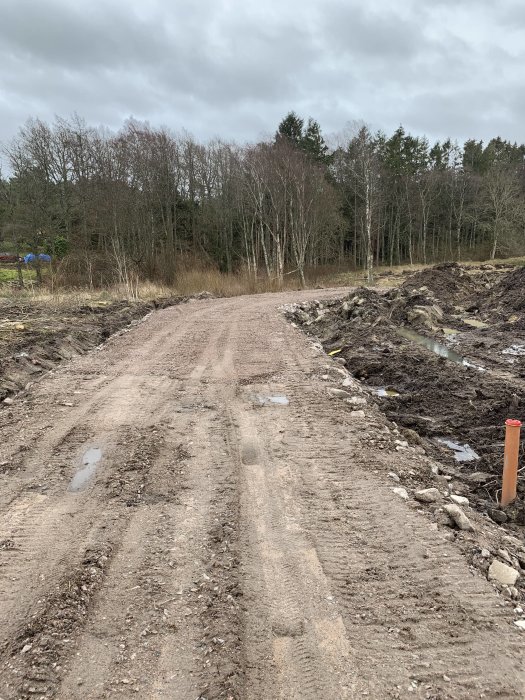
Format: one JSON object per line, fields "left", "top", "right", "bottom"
{"left": 0, "top": 282, "right": 174, "bottom": 309}
{"left": 1, "top": 256, "right": 524, "bottom": 307}
{"left": 172, "top": 269, "right": 302, "bottom": 297}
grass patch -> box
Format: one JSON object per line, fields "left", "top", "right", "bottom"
{"left": 0, "top": 267, "right": 36, "bottom": 283}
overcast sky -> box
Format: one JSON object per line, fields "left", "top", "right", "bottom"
{"left": 0, "top": 0, "right": 524, "bottom": 157}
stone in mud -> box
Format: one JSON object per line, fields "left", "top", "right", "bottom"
{"left": 344, "top": 396, "right": 367, "bottom": 407}
{"left": 392, "top": 487, "right": 409, "bottom": 500}
{"left": 449, "top": 494, "right": 469, "bottom": 507}
{"left": 388, "top": 472, "right": 400, "bottom": 483}
{"left": 406, "top": 304, "right": 444, "bottom": 329}
{"left": 443, "top": 504, "right": 475, "bottom": 532}
{"left": 401, "top": 427, "right": 423, "bottom": 445}
{"left": 349, "top": 410, "right": 365, "bottom": 419}
{"left": 498, "top": 549, "right": 513, "bottom": 563}
{"left": 327, "top": 366, "right": 347, "bottom": 378}
{"left": 327, "top": 388, "right": 352, "bottom": 399}
{"left": 488, "top": 560, "right": 520, "bottom": 586}
{"left": 488, "top": 509, "right": 508, "bottom": 524}
{"left": 294, "top": 310, "right": 312, "bottom": 325}
{"left": 415, "top": 488, "right": 442, "bottom": 503}
{"left": 465, "top": 472, "right": 492, "bottom": 485}
{"left": 502, "top": 535, "right": 522, "bottom": 548}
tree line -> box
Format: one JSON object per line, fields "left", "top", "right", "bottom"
{"left": 0, "top": 112, "right": 524, "bottom": 286}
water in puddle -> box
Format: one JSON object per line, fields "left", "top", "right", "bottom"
{"left": 376, "top": 387, "right": 400, "bottom": 397}
{"left": 256, "top": 395, "right": 289, "bottom": 406}
{"left": 436, "top": 438, "right": 479, "bottom": 462}
{"left": 397, "top": 328, "right": 484, "bottom": 371}
{"left": 69, "top": 447, "right": 102, "bottom": 492}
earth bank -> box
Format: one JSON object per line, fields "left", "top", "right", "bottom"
{"left": 286, "top": 263, "right": 525, "bottom": 601}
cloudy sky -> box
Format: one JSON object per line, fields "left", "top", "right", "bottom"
{"left": 0, "top": 0, "right": 523, "bottom": 155}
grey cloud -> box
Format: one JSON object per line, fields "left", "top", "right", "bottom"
{"left": 0, "top": 0, "right": 524, "bottom": 163}
{"left": 321, "top": 3, "right": 423, "bottom": 61}
{"left": 401, "top": 86, "right": 522, "bottom": 145}
{"left": 0, "top": 0, "right": 172, "bottom": 69}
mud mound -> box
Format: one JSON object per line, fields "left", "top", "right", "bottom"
{"left": 286, "top": 288, "right": 392, "bottom": 347}
{"left": 289, "top": 277, "right": 525, "bottom": 525}
{"left": 483, "top": 266, "right": 525, "bottom": 312}
{"left": 337, "top": 287, "right": 392, "bottom": 323}
{"left": 401, "top": 263, "right": 479, "bottom": 305}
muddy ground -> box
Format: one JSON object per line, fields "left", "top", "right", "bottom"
{"left": 1, "top": 285, "right": 525, "bottom": 698}
{"left": 288, "top": 264, "right": 525, "bottom": 586}
{"left": 0, "top": 296, "right": 190, "bottom": 403}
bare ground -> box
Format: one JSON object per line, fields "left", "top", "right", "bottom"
{"left": 0, "top": 290, "right": 524, "bottom": 699}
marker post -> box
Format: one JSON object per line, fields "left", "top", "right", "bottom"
{"left": 501, "top": 419, "right": 522, "bottom": 508}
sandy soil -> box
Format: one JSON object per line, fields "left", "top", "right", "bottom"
{"left": 1, "top": 289, "right": 525, "bottom": 699}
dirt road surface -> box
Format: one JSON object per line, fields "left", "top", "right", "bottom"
{"left": 1, "top": 290, "right": 524, "bottom": 699}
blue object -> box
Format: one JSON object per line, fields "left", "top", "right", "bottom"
{"left": 23, "top": 253, "right": 51, "bottom": 264}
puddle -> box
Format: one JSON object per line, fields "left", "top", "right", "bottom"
{"left": 502, "top": 345, "right": 525, "bottom": 357}
{"left": 376, "top": 387, "right": 400, "bottom": 397}
{"left": 69, "top": 447, "right": 102, "bottom": 492}
{"left": 256, "top": 395, "right": 289, "bottom": 406}
{"left": 397, "top": 328, "right": 484, "bottom": 370}
{"left": 436, "top": 438, "right": 479, "bottom": 462}
{"left": 463, "top": 318, "right": 489, "bottom": 329}
{"left": 398, "top": 328, "right": 465, "bottom": 363}
{"left": 441, "top": 327, "right": 458, "bottom": 336}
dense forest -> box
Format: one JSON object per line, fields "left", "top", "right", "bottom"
{"left": 0, "top": 112, "right": 524, "bottom": 286}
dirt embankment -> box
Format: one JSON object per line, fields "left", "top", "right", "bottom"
{"left": 0, "top": 296, "right": 189, "bottom": 403}
{"left": 287, "top": 263, "right": 525, "bottom": 532}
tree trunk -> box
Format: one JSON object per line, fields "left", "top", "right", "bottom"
{"left": 365, "top": 176, "right": 373, "bottom": 284}
{"left": 16, "top": 258, "right": 24, "bottom": 288}
{"left": 491, "top": 219, "right": 499, "bottom": 260}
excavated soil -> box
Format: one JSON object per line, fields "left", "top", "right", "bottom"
{"left": 0, "top": 296, "right": 187, "bottom": 402}
{"left": 288, "top": 264, "right": 525, "bottom": 531}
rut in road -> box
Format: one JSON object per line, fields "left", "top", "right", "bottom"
{"left": 0, "top": 291, "right": 524, "bottom": 699}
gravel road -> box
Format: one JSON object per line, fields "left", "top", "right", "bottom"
{"left": 0, "top": 290, "right": 524, "bottom": 699}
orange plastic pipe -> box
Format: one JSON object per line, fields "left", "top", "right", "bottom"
{"left": 501, "top": 419, "right": 522, "bottom": 508}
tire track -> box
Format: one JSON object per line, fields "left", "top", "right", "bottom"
{"left": 278, "top": 373, "right": 525, "bottom": 698}
{"left": 233, "top": 400, "right": 357, "bottom": 699}
{"left": 1, "top": 289, "right": 525, "bottom": 699}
